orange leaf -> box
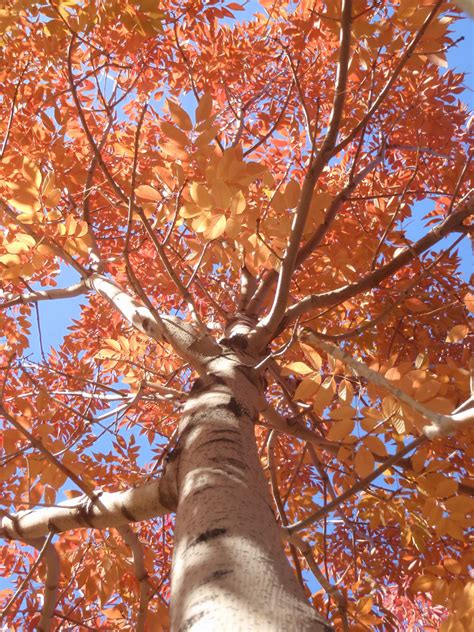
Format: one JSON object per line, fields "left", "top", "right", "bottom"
{"left": 354, "top": 446, "right": 374, "bottom": 478}
{"left": 136, "top": 185, "right": 162, "bottom": 202}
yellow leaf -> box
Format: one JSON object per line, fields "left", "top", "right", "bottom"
{"left": 354, "top": 446, "right": 374, "bottom": 478}
{"left": 405, "top": 297, "right": 427, "bottom": 313}
{"left": 22, "top": 158, "right": 42, "bottom": 189}
{"left": 16, "top": 233, "right": 36, "bottom": 247}
{"left": 105, "top": 338, "right": 122, "bottom": 352}
{"left": 313, "top": 378, "right": 335, "bottom": 415}
{"left": 332, "top": 405, "right": 355, "bottom": 420}
{"left": 204, "top": 214, "right": 226, "bottom": 239}
{"left": 300, "top": 343, "right": 322, "bottom": 370}
{"left": 225, "top": 216, "right": 241, "bottom": 238}
{"left": 411, "top": 574, "right": 436, "bottom": 593}
{"left": 385, "top": 367, "right": 403, "bottom": 381}
{"left": 443, "top": 558, "right": 462, "bottom": 575}
{"left": 326, "top": 419, "right": 354, "bottom": 441}
{"left": 428, "top": 53, "right": 447, "bottom": 68}
{"left": 285, "top": 179, "right": 300, "bottom": 208}
{"left": 167, "top": 99, "right": 193, "bottom": 131}
{"left": 0, "top": 253, "right": 21, "bottom": 266}
{"left": 356, "top": 596, "right": 373, "bottom": 615}
{"left": 411, "top": 447, "right": 428, "bottom": 474}
{"left": 310, "top": 191, "right": 333, "bottom": 213}
{"left": 160, "top": 141, "right": 189, "bottom": 161}
{"left": 230, "top": 190, "right": 246, "bottom": 214}
{"left": 180, "top": 203, "right": 201, "bottom": 218}
{"left": 5, "top": 241, "right": 29, "bottom": 254}
{"left": 446, "top": 324, "right": 469, "bottom": 343}
{"left": 103, "top": 607, "right": 124, "bottom": 620}
{"left": 435, "top": 476, "right": 458, "bottom": 498}
{"left": 416, "top": 379, "right": 441, "bottom": 403}
{"left": 210, "top": 179, "right": 232, "bottom": 208}
{"left": 192, "top": 212, "right": 211, "bottom": 234}
{"left": 444, "top": 495, "right": 474, "bottom": 513}
{"left": 294, "top": 377, "right": 320, "bottom": 400}
{"left": 95, "top": 349, "right": 120, "bottom": 360}
{"left": 7, "top": 183, "right": 41, "bottom": 214}
{"left": 65, "top": 214, "right": 78, "bottom": 235}
{"left": 283, "top": 361, "right": 313, "bottom": 376}
{"left": 463, "top": 291, "right": 474, "bottom": 313}
{"left": 190, "top": 182, "right": 214, "bottom": 209}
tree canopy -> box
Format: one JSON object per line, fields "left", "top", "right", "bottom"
{"left": 0, "top": 0, "right": 472, "bottom": 630}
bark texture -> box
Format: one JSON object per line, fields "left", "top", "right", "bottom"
{"left": 168, "top": 350, "right": 330, "bottom": 631}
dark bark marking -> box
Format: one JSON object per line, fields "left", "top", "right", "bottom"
{"left": 227, "top": 397, "right": 250, "bottom": 418}
{"left": 201, "top": 568, "right": 233, "bottom": 584}
{"left": 198, "top": 437, "right": 240, "bottom": 450}
{"left": 164, "top": 444, "right": 182, "bottom": 463}
{"left": 211, "top": 427, "right": 240, "bottom": 436}
{"left": 220, "top": 333, "right": 249, "bottom": 350}
{"left": 76, "top": 499, "right": 96, "bottom": 528}
{"left": 208, "top": 374, "right": 226, "bottom": 386}
{"left": 178, "top": 610, "right": 206, "bottom": 632}
{"left": 47, "top": 519, "right": 61, "bottom": 534}
{"left": 11, "top": 515, "right": 25, "bottom": 538}
{"left": 141, "top": 317, "right": 152, "bottom": 332}
{"left": 189, "top": 377, "right": 205, "bottom": 395}
{"left": 192, "top": 527, "right": 227, "bottom": 546}
{"left": 121, "top": 503, "right": 138, "bottom": 523}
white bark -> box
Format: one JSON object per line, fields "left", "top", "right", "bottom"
{"left": 86, "top": 273, "right": 221, "bottom": 372}
{"left": 169, "top": 355, "right": 330, "bottom": 631}
{"left": 0, "top": 480, "right": 169, "bottom": 540}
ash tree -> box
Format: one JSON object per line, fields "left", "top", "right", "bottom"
{"left": 0, "top": 0, "right": 473, "bottom": 630}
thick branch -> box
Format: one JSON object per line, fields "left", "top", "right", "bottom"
{"left": 0, "top": 282, "right": 87, "bottom": 310}
{"left": 1, "top": 480, "right": 170, "bottom": 541}
{"left": 86, "top": 273, "right": 220, "bottom": 372}
{"left": 284, "top": 194, "right": 474, "bottom": 324}
{"left": 252, "top": 0, "right": 353, "bottom": 345}
{"left": 34, "top": 538, "right": 60, "bottom": 632}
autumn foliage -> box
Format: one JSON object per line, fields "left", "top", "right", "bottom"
{"left": 0, "top": 0, "right": 473, "bottom": 630}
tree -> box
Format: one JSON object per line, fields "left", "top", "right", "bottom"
{"left": 0, "top": 0, "right": 472, "bottom": 629}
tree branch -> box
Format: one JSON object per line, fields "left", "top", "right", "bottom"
{"left": 117, "top": 525, "right": 152, "bottom": 632}
{"left": 0, "top": 282, "right": 87, "bottom": 311}
{"left": 284, "top": 193, "right": 474, "bottom": 324}
{"left": 300, "top": 331, "right": 473, "bottom": 439}
{"left": 0, "top": 480, "right": 170, "bottom": 541}
{"left": 286, "top": 436, "right": 426, "bottom": 534}
{"left": 288, "top": 533, "right": 349, "bottom": 632}
{"left": 34, "top": 537, "right": 60, "bottom": 632}
{"left": 259, "top": 400, "right": 337, "bottom": 450}
{"left": 85, "top": 273, "right": 220, "bottom": 372}
{"left": 331, "top": 0, "right": 444, "bottom": 157}
{"left": 251, "top": 0, "right": 353, "bottom": 346}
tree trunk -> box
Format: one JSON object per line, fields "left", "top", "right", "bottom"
{"left": 167, "top": 352, "right": 330, "bottom": 631}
